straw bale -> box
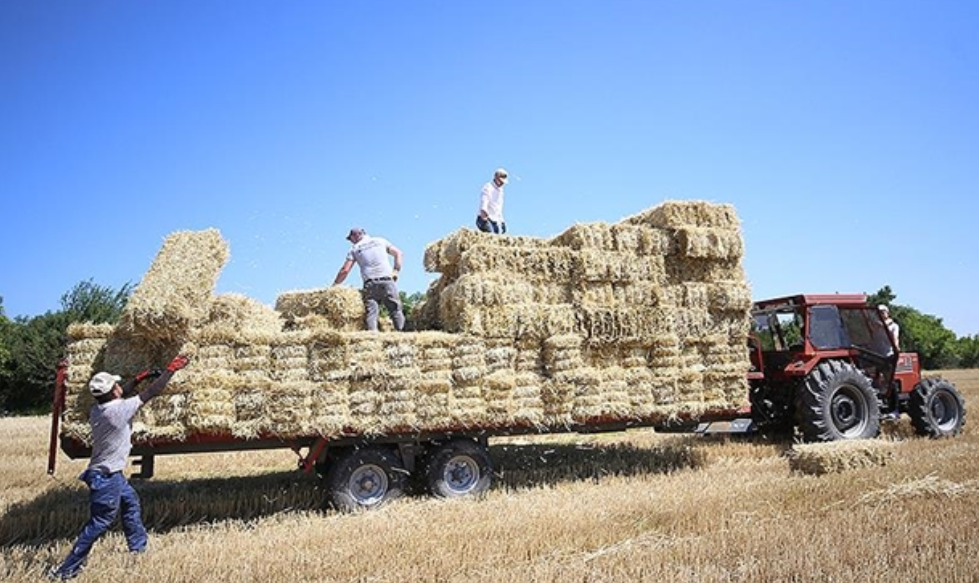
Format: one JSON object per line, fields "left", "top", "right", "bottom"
{"left": 457, "top": 245, "right": 576, "bottom": 281}
{"left": 450, "top": 384, "right": 487, "bottom": 427}
{"left": 440, "top": 303, "right": 577, "bottom": 339}
{"left": 440, "top": 274, "right": 537, "bottom": 307}
{"left": 708, "top": 281, "right": 753, "bottom": 313}
{"left": 118, "top": 229, "right": 229, "bottom": 342}
{"left": 66, "top": 337, "right": 107, "bottom": 364}
{"left": 573, "top": 281, "right": 667, "bottom": 308}
{"left": 553, "top": 222, "right": 674, "bottom": 255}
{"left": 265, "top": 381, "right": 315, "bottom": 435}
{"left": 67, "top": 322, "right": 114, "bottom": 341}
{"left": 552, "top": 222, "right": 615, "bottom": 251}
{"left": 307, "top": 380, "right": 349, "bottom": 429}
{"left": 542, "top": 334, "right": 583, "bottom": 376}
{"left": 515, "top": 337, "right": 543, "bottom": 373}
{"left": 573, "top": 250, "right": 667, "bottom": 283}
{"left": 666, "top": 257, "right": 745, "bottom": 283}
{"left": 431, "top": 228, "right": 552, "bottom": 275}
{"left": 185, "top": 388, "right": 235, "bottom": 432}
{"left": 575, "top": 306, "right": 674, "bottom": 341}
{"left": 626, "top": 200, "right": 740, "bottom": 230}
{"left": 275, "top": 287, "right": 364, "bottom": 331}
{"left": 789, "top": 440, "right": 896, "bottom": 475}
{"left": 675, "top": 227, "right": 744, "bottom": 260}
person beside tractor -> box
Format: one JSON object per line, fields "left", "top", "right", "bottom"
{"left": 333, "top": 227, "right": 405, "bottom": 332}
{"left": 879, "top": 304, "right": 900, "bottom": 350}
{"left": 50, "top": 355, "right": 191, "bottom": 580}
{"left": 476, "top": 168, "right": 509, "bottom": 234}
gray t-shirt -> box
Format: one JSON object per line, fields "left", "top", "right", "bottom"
{"left": 346, "top": 236, "right": 394, "bottom": 281}
{"left": 88, "top": 396, "right": 142, "bottom": 473}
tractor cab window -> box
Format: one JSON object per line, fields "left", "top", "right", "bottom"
{"left": 808, "top": 305, "right": 850, "bottom": 349}
{"left": 751, "top": 309, "right": 802, "bottom": 351}
{"left": 840, "top": 308, "right": 893, "bottom": 356}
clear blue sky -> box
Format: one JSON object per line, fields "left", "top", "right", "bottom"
{"left": 2, "top": 1, "right": 977, "bottom": 336}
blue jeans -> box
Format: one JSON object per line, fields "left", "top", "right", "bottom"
{"left": 54, "top": 469, "right": 148, "bottom": 577}
{"left": 476, "top": 216, "right": 506, "bottom": 234}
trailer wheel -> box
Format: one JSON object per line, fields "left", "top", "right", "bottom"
{"left": 423, "top": 439, "right": 492, "bottom": 499}
{"left": 324, "top": 447, "right": 406, "bottom": 512}
{"left": 801, "top": 360, "right": 880, "bottom": 442}
{"left": 909, "top": 378, "right": 966, "bottom": 438}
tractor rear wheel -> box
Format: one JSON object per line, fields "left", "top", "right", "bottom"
{"left": 324, "top": 446, "right": 407, "bottom": 512}
{"left": 800, "top": 360, "right": 881, "bottom": 442}
{"left": 909, "top": 378, "right": 966, "bottom": 438}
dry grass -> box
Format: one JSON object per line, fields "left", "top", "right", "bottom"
{"left": 1, "top": 369, "right": 978, "bottom": 582}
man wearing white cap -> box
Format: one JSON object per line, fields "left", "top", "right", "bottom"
{"left": 476, "top": 168, "right": 509, "bottom": 234}
{"left": 50, "top": 354, "right": 190, "bottom": 580}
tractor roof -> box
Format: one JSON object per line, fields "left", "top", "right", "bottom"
{"left": 752, "top": 293, "right": 869, "bottom": 311}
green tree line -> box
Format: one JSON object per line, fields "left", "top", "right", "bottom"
{"left": 1, "top": 282, "right": 976, "bottom": 415}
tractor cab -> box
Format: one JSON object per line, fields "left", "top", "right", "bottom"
{"left": 751, "top": 294, "right": 897, "bottom": 389}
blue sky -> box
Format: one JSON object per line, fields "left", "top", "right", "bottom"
{"left": 2, "top": 1, "right": 977, "bottom": 336}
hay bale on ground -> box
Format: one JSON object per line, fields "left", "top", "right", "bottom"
{"left": 788, "top": 440, "right": 896, "bottom": 475}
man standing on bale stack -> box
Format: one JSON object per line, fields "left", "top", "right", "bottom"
{"left": 50, "top": 354, "right": 191, "bottom": 581}
{"left": 333, "top": 228, "right": 405, "bottom": 332}
{"left": 476, "top": 167, "right": 509, "bottom": 234}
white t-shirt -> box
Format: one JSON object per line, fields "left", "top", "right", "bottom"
{"left": 347, "top": 235, "right": 394, "bottom": 281}
{"left": 479, "top": 181, "right": 505, "bottom": 222}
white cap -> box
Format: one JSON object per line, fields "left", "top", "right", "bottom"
{"left": 878, "top": 304, "right": 890, "bottom": 314}
{"left": 494, "top": 168, "right": 509, "bottom": 185}
{"left": 89, "top": 372, "right": 121, "bottom": 397}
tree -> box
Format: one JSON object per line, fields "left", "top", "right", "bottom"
{"left": 956, "top": 335, "right": 979, "bottom": 368}
{"left": 0, "top": 280, "right": 132, "bottom": 414}
{"left": 867, "top": 286, "right": 961, "bottom": 370}
{"left": 0, "top": 297, "right": 13, "bottom": 408}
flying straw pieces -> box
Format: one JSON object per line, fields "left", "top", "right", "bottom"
{"left": 62, "top": 200, "right": 754, "bottom": 444}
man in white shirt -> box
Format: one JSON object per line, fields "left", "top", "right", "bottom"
{"left": 476, "top": 168, "right": 509, "bottom": 234}
{"left": 878, "top": 304, "right": 900, "bottom": 350}
{"left": 333, "top": 228, "right": 405, "bottom": 331}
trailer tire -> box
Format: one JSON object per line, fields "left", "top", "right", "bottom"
{"left": 325, "top": 447, "right": 406, "bottom": 512}
{"left": 422, "top": 439, "right": 492, "bottom": 499}
{"left": 801, "top": 360, "right": 880, "bottom": 442}
{"left": 909, "top": 378, "right": 966, "bottom": 438}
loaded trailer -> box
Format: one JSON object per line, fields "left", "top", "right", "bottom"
{"left": 47, "top": 201, "right": 964, "bottom": 511}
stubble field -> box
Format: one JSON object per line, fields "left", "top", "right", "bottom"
{"left": 1, "top": 369, "right": 977, "bottom": 583}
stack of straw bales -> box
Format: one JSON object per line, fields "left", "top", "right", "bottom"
{"left": 61, "top": 200, "right": 752, "bottom": 446}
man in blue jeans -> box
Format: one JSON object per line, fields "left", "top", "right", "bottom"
{"left": 476, "top": 168, "right": 509, "bottom": 234}
{"left": 50, "top": 354, "right": 190, "bottom": 580}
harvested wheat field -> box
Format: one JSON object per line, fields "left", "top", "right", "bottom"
{"left": 0, "top": 369, "right": 976, "bottom": 582}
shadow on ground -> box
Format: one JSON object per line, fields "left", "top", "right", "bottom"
{"left": 2, "top": 432, "right": 792, "bottom": 547}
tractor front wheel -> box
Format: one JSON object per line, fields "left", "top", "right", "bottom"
{"left": 800, "top": 360, "right": 881, "bottom": 442}
{"left": 909, "top": 378, "right": 966, "bottom": 438}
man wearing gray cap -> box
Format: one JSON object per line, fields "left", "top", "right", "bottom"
{"left": 333, "top": 228, "right": 405, "bottom": 331}
{"left": 476, "top": 168, "right": 509, "bottom": 234}
{"left": 50, "top": 354, "right": 190, "bottom": 580}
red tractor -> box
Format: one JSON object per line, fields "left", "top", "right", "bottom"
{"left": 746, "top": 294, "right": 966, "bottom": 441}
